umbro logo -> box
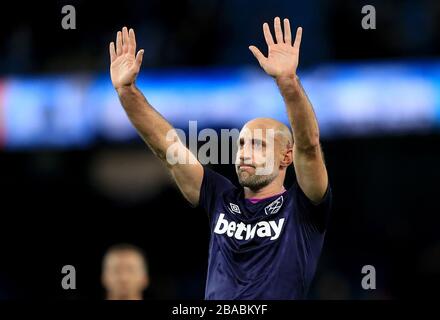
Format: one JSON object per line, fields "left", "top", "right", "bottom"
{"left": 229, "top": 203, "right": 241, "bottom": 215}
{"left": 264, "top": 196, "right": 284, "bottom": 215}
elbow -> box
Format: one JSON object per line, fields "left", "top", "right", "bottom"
{"left": 295, "top": 133, "right": 321, "bottom": 156}
{"left": 156, "top": 149, "right": 168, "bottom": 163}
{"left": 155, "top": 149, "right": 174, "bottom": 168}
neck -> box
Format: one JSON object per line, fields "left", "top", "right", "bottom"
{"left": 244, "top": 179, "right": 286, "bottom": 199}
{"left": 106, "top": 292, "right": 143, "bottom": 301}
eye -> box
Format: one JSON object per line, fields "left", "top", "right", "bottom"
{"left": 253, "top": 140, "right": 263, "bottom": 147}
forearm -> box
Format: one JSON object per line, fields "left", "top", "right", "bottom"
{"left": 276, "top": 75, "right": 320, "bottom": 152}
{"left": 116, "top": 84, "right": 176, "bottom": 162}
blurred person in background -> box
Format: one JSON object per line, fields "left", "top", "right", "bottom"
{"left": 101, "top": 243, "right": 150, "bottom": 300}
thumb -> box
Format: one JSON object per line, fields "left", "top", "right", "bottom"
{"left": 135, "top": 49, "right": 144, "bottom": 67}
{"left": 249, "top": 45, "right": 266, "bottom": 66}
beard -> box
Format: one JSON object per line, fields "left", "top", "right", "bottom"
{"left": 236, "top": 167, "right": 278, "bottom": 191}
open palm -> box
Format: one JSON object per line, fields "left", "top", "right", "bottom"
{"left": 109, "top": 27, "right": 144, "bottom": 89}
{"left": 249, "top": 17, "right": 302, "bottom": 78}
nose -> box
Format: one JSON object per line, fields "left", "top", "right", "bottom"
{"left": 240, "top": 155, "right": 251, "bottom": 164}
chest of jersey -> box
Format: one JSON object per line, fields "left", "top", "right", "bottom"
{"left": 210, "top": 193, "right": 295, "bottom": 251}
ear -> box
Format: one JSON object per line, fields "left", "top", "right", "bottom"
{"left": 101, "top": 271, "right": 110, "bottom": 289}
{"left": 141, "top": 274, "right": 150, "bottom": 290}
{"left": 280, "top": 147, "right": 293, "bottom": 167}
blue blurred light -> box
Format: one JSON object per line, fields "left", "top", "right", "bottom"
{"left": 1, "top": 62, "right": 440, "bottom": 149}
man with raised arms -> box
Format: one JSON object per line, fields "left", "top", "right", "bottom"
{"left": 109, "top": 17, "right": 332, "bottom": 299}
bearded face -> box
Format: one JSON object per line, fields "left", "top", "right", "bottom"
{"left": 235, "top": 127, "right": 279, "bottom": 191}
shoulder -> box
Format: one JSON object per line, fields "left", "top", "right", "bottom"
{"left": 289, "top": 179, "right": 332, "bottom": 207}
{"left": 199, "top": 166, "right": 238, "bottom": 213}
{"left": 288, "top": 179, "right": 333, "bottom": 233}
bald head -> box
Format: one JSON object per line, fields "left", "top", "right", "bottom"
{"left": 242, "top": 118, "right": 293, "bottom": 150}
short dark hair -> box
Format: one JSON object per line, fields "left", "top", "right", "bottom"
{"left": 102, "top": 243, "right": 148, "bottom": 273}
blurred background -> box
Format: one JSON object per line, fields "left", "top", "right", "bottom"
{"left": 0, "top": 0, "right": 440, "bottom": 299}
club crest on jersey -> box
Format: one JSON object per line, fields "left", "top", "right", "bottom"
{"left": 229, "top": 203, "right": 241, "bottom": 215}
{"left": 264, "top": 195, "right": 284, "bottom": 215}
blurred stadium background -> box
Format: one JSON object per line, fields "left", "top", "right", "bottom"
{"left": 0, "top": 0, "right": 440, "bottom": 299}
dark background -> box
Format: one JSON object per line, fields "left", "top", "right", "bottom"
{"left": 0, "top": 0, "right": 440, "bottom": 299}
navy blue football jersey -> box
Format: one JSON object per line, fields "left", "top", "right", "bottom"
{"left": 199, "top": 167, "right": 332, "bottom": 300}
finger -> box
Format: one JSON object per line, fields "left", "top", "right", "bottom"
{"left": 135, "top": 49, "right": 144, "bottom": 67}
{"left": 263, "top": 22, "right": 274, "bottom": 47}
{"left": 116, "top": 31, "right": 122, "bottom": 56}
{"left": 122, "top": 26, "right": 129, "bottom": 53}
{"left": 249, "top": 46, "right": 266, "bottom": 65}
{"left": 274, "top": 17, "right": 283, "bottom": 44}
{"left": 109, "top": 42, "right": 116, "bottom": 63}
{"left": 128, "top": 28, "right": 136, "bottom": 55}
{"left": 283, "top": 18, "right": 292, "bottom": 45}
{"left": 293, "top": 27, "right": 303, "bottom": 51}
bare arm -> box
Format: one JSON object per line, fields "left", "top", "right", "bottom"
{"left": 249, "top": 17, "right": 328, "bottom": 203}
{"left": 109, "top": 27, "right": 203, "bottom": 206}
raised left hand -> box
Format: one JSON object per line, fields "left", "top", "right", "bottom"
{"left": 249, "top": 17, "right": 302, "bottom": 79}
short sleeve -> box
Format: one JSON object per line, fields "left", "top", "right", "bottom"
{"left": 198, "top": 166, "right": 236, "bottom": 219}
{"left": 292, "top": 181, "right": 333, "bottom": 233}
